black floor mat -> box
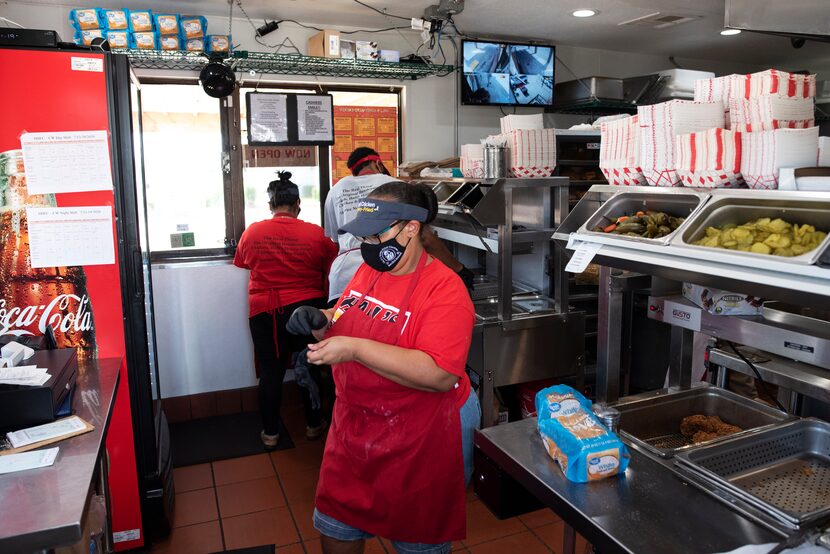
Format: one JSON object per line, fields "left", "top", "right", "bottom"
{"left": 170, "top": 411, "right": 293, "bottom": 467}
{"left": 217, "top": 546, "right": 276, "bottom": 554}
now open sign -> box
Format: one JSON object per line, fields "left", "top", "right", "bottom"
{"left": 244, "top": 145, "right": 318, "bottom": 167}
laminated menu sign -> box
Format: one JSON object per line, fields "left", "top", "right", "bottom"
{"left": 297, "top": 95, "right": 334, "bottom": 142}
{"left": 249, "top": 93, "right": 289, "bottom": 143}
{"left": 26, "top": 206, "right": 115, "bottom": 268}
{"left": 331, "top": 105, "right": 398, "bottom": 184}
{"left": 21, "top": 131, "right": 112, "bottom": 194}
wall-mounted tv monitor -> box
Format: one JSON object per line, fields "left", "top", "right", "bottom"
{"left": 461, "top": 40, "right": 555, "bottom": 106}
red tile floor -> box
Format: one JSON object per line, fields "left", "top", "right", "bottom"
{"left": 151, "top": 390, "right": 592, "bottom": 554}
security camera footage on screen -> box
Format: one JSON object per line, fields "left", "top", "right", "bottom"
{"left": 462, "top": 41, "right": 554, "bottom": 106}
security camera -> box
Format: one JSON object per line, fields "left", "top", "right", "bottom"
{"left": 791, "top": 37, "right": 806, "bottom": 49}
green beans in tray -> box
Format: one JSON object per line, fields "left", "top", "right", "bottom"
{"left": 591, "top": 210, "right": 686, "bottom": 239}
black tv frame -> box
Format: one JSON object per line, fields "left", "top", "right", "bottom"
{"left": 460, "top": 39, "right": 555, "bottom": 107}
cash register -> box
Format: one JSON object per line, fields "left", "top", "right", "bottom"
{"left": 0, "top": 334, "right": 78, "bottom": 432}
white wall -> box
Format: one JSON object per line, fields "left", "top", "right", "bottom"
{"left": 2, "top": 0, "right": 775, "bottom": 162}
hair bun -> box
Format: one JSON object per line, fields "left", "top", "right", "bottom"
{"left": 277, "top": 170, "right": 292, "bottom": 182}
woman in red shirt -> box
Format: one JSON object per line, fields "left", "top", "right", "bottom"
{"left": 286, "top": 182, "right": 478, "bottom": 554}
{"left": 234, "top": 171, "right": 338, "bottom": 448}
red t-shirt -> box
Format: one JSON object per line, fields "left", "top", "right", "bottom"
{"left": 331, "top": 258, "right": 475, "bottom": 406}
{"left": 234, "top": 213, "right": 338, "bottom": 317}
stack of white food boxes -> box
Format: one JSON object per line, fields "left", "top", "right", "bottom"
{"left": 599, "top": 69, "right": 824, "bottom": 190}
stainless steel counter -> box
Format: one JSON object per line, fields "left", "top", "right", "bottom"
{"left": 475, "top": 418, "right": 781, "bottom": 554}
{"left": 0, "top": 357, "right": 120, "bottom": 554}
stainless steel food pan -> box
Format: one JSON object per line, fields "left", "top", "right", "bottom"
{"left": 613, "top": 386, "right": 791, "bottom": 459}
{"left": 577, "top": 190, "right": 708, "bottom": 245}
{"left": 676, "top": 193, "right": 830, "bottom": 265}
{"left": 675, "top": 418, "right": 830, "bottom": 528}
{"left": 432, "top": 182, "right": 460, "bottom": 203}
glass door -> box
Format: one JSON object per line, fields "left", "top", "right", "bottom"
{"left": 239, "top": 86, "right": 322, "bottom": 226}
{"left": 129, "top": 73, "right": 162, "bottom": 410}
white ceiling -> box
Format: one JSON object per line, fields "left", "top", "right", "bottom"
{"left": 17, "top": 0, "right": 830, "bottom": 69}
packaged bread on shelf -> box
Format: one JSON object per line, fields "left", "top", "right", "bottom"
{"left": 535, "top": 385, "right": 630, "bottom": 483}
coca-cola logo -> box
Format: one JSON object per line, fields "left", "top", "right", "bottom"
{"left": 0, "top": 294, "right": 93, "bottom": 337}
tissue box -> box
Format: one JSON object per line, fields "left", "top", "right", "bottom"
{"left": 379, "top": 49, "right": 399, "bottom": 63}
{"left": 682, "top": 283, "right": 763, "bottom": 315}
{"left": 308, "top": 29, "right": 340, "bottom": 58}
{"left": 356, "top": 40, "right": 379, "bottom": 60}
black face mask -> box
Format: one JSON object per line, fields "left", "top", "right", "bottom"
{"left": 360, "top": 227, "right": 410, "bottom": 272}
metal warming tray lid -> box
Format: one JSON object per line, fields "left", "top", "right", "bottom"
{"left": 675, "top": 418, "right": 830, "bottom": 529}
{"left": 612, "top": 386, "right": 792, "bottom": 459}
{"left": 673, "top": 190, "right": 830, "bottom": 266}
{"left": 576, "top": 189, "right": 708, "bottom": 246}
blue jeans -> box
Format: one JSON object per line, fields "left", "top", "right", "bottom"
{"left": 460, "top": 387, "right": 481, "bottom": 486}
{"left": 313, "top": 509, "right": 451, "bottom": 554}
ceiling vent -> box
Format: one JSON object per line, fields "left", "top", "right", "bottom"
{"left": 618, "top": 12, "right": 701, "bottom": 29}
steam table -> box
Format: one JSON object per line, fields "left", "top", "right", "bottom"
{"left": 475, "top": 418, "right": 781, "bottom": 554}
{"left": 0, "top": 358, "right": 120, "bottom": 554}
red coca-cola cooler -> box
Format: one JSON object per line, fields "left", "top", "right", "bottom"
{"left": 0, "top": 44, "right": 171, "bottom": 549}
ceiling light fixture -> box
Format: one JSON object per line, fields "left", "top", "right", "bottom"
{"left": 572, "top": 9, "right": 597, "bottom": 18}
{"left": 720, "top": 28, "right": 742, "bottom": 36}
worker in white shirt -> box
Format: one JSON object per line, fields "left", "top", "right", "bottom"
{"left": 325, "top": 147, "right": 474, "bottom": 307}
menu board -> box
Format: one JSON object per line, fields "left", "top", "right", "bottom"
{"left": 332, "top": 106, "right": 398, "bottom": 184}
{"left": 246, "top": 92, "right": 335, "bottom": 146}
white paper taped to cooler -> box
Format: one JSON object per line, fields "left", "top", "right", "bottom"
{"left": 21, "top": 131, "right": 113, "bottom": 194}
{"left": 26, "top": 206, "right": 115, "bottom": 268}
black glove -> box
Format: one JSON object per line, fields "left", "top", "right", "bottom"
{"left": 457, "top": 266, "right": 475, "bottom": 293}
{"left": 286, "top": 306, "right": 328, "bottom": 335}
{"left": 292, "top": 349, "right": 321, "bottom": 410}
